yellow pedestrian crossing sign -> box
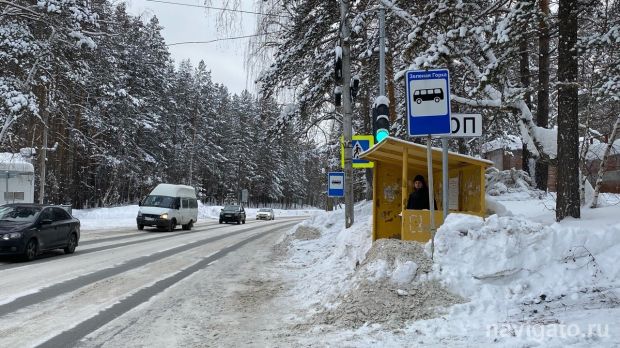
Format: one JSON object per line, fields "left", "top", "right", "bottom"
{"left": 341, "top": 135, "right": 375, "bottom": 168}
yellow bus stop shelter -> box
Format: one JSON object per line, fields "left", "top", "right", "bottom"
{"left": 359, "top": 137, "right": 493, "bottom": 242}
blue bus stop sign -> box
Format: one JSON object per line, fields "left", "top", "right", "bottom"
{"left": 405, "top": 69, "right": 451, "bottom": 136}
{"left": 327, "top": 172, "right": 345, "bottom": 197}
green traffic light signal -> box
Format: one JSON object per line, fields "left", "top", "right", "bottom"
{"left": 376, "top": 129, "right": 389, "bottom": 143}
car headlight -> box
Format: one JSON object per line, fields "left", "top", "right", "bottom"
{"left": 137, "top": 211, "right": 143, "bottom": 217}
{"left": 1, "top": 232, "right": 22, "bottom": 240}
{"left": 160, "top": 213, "right": 168, "bottom": 220}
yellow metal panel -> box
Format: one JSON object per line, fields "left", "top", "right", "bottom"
{"left": 401, "top": 147, "right": 408, "bottom": 236}
{"left": 480, "top": 166, "right": 486, "bottom": 215}
{"left": 372, "top": 164, "right": 378, "bottom": 241}
{"left": 402, "top": 210, "right": 445, "bottom": 242}
{"left": 374, "top": 162, "right": 402, "bottom": 240}
{"left": 460, "top": 165, "right": 482, "bottom": 214}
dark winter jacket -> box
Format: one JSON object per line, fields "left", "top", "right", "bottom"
{"left": 406, "top": 175, "right": 437, "bottom": 210}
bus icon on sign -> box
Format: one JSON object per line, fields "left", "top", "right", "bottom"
{"left": 413, "top": 88, "right": 444, "bottom": 104}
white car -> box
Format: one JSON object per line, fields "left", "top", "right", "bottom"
{"left": 256, "top": 208, "right": 274, "bottom": 220}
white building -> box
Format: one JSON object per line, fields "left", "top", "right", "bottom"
{"left": 0, "top": 152, "right": 35, "bottom": 205}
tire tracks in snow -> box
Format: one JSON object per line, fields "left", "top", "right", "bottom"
{"left": 0, "top": 219, "right": 269, "bottom": 271}
{"left": 0, "top": 219, "right": 301, "bottom": 316}
{"left": 36, "top": 221, "right": 299, "bottom": 348}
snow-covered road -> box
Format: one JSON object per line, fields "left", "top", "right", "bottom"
{"left": 0, "top": 217, "right": 306, "bottom": 347}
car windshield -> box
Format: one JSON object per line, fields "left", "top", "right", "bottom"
{"left": 259, "top": 209, "right": 271, "bottom": 212}
{"left": 142, "top": 195, "right": 176, "bottom": 209}
{"left": 223, "top": 205, "right": 240, "bottom": 212}
{"left": 0, "top": 206, "right": 41, "bottom": 222}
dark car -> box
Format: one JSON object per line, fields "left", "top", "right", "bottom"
{"left": 219, "top": 205, "right": 246, "bottom": 224}
{"left": 0, "top": 204, "right": 80, "bottom": 261}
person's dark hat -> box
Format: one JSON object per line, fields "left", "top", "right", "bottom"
{"left": 414, "top": 175, "right": 425, "bottom": 183}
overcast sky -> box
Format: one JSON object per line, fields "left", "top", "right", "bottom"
{"left": 124, "top": 0, "right": 256, "bottom": 95}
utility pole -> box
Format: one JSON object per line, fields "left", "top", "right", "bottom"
{"left": 339, "top": 0, "right": 354, "bottom": 228}
{"left": 379, "top": 6, "right": 386, "bottom": 97}
{"left": 38, "top": 92, "right": 49, "bottom": 204}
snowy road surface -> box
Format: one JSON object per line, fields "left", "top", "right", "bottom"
{"left": 0, "top": 217, "right": 305, "bottom": 348}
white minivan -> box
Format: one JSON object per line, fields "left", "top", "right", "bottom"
{"left": 136, "top": 184, "right": 198, "bottom": 231}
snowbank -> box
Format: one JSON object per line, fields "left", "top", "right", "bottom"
{"left": 277, "top": 202, "right": 463, "bottom": 330}
{"left": 201, "top": 206, "right": 322, "bottom": 220}
{"left": 485, "top": 167, "right": 540, "bottom": 200}
{"left": 433, "top": 213, "right": 620, "bottom": 304}
{"left": 280, "top": 189, "right": 620, "bottom": 346}
{"left": 73, "top": 203, "right": 321, "bottom": 231}
{"left": 72, "top": 205, "right": 140, "bottom": 230}
{"left": 312, "top": 239, "right": 463, "bottom": 329}
{"left": 275, "top": 202, "right": 373, "bottom": 311}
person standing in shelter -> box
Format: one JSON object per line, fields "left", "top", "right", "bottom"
{"left": 406, "top": 175, "right": 436, "bottom": 210}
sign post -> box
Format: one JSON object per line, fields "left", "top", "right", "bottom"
{"left": 241, "top": 189, "right": 249, "bottom": 204}
{"left": 441, "top": 113, "right": 483, "bottom": 220}
{"left": 406, "top": 69, "right": 452, "bottom": 258}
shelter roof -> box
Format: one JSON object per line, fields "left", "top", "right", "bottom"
{"left": 359, "top": 137, "right": 493, "bottom": 170}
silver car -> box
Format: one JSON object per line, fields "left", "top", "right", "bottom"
{"left": 256, "top": 208, "right": 274, "bottom": 220}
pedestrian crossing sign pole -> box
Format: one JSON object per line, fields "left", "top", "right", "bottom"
{"left": 340, "top": 135, "right": 375, "bottom": 169}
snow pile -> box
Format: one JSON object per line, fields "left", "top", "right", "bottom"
{"left": 290, "top": 225, "right": 322, "bottom": 241}
{"left": 313, "top": 239, "right": 463, "bottom": 329}
{"left": 432, "top": 213, "right": 620, "bottom": 306}
{"left": 272, "top": 225, "right": 321, "bottom": 260}
{"left": 73, "top": 205, "right": 140, "bottom": 230}
{"left": 276, "top": 202, "right": 373, "bottom": 311}
{"left": 485, "top": 195, "right": 511, "bottom": 217}
{"left": 486, "top": 167, "right": 540, "bottom": 199}
{"left": 360, "top": 239, "right": 433, "bottom": 283}
{"left": 277, "top": 203, "right": 462, "bottom": 330}
{"left": 281, "top": 193, "right": 620, "bottom": 346}
{"left": 592, "top": 192, "right": 620, "bottom": 208}
{"left": 198, "top": 204, "right": 223, "bottom": 219}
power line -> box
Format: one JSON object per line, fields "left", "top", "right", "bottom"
{"left": 144, "top": 0, "right": 291, "bottom": 18}
{"left": 167, "top": 32, "right": 280, "bottom": 46}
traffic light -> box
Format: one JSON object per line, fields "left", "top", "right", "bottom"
{"left": 334, "top": 45, "right": 343, "bottom": 107}
{"left": 373, "top": 96, "right": 390, "bottom": 142}
{"left": 350, "top": 75, "right": 360, "bottom": 100}
{"left": 334, "top": 86, "right": 342, "bottom": 107}
{"left": 334, "top": 46, "right": 343, "bottom": 81}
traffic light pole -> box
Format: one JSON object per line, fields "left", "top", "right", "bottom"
{"left": 379, "top": 6, "right": 386, "bottom": 96}
{"left": 339, "top": 0, "right": 354, "bottom": 228}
